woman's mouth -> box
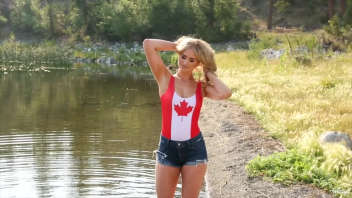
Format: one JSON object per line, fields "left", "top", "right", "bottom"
{"left": 179, "top": 64, "right": 187, "bottom": 69}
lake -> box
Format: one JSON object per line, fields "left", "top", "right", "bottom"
{"left": 0, "top": 70, "right": 207, "bottom": 198}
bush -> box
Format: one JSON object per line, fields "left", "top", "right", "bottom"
{"left": 323, "top": 16, "right": 352, "bottom": 52}
{"left": 248, "top": 35, "right": 281, "bottom": 59}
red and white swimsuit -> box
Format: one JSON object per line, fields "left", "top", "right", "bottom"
{"left": 160, "top": 76, "right": 203, "bottom": 141}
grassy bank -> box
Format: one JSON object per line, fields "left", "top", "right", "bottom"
{"left": 0, "top": 36, "right": 175, "bottom": 75}
{"left": 216, "top": 32, "right": 352, "bottom": 197}
{"left": 0, "top": 36, "right": 72, "bottom": 72}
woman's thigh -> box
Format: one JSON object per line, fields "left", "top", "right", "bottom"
{"left": 181, "top": 164, "right": 207, "bottom": 198}
{"left": 155, "top": 163, "right": 181, "bottom": 198}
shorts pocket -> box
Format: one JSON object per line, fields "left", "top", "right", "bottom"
{"left": 156, "top": 150, "right": 168, "bottom": 160}
{"left": 157, "top": 138, "right": 169, "bottom": 160}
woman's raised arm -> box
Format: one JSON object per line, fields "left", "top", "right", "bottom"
{"left": 143, "top": 39, "right": 176, "bottom": 85}
{"left": 203, "top": 72, "right": 232, "bottom": 100}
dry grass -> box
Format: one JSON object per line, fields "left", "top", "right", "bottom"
{"left": 216, "top": 42, "right": 352, "bottom": 196}
{"left": 216, "top": 50, "right": 352, "bottom": 142}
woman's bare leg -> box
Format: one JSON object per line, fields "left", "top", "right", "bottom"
{"left": 181, "top": 164, "right": 207, "bottom": 198}
{"left": 156, "top": 163, "right": 181, "bottom": 198}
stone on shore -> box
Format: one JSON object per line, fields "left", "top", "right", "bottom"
{"left": 319, "top": 131, "right": 352, "bottom": 150}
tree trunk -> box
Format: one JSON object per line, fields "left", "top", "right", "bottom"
{"left": 340, "top": 0, "right": 346, "bottom": 16}
{"left": 328, "top": 0, "right": 335, "bottom": 19}
{"left": 48, "top": 0, "right": 55, "bottom": 37}
{"left": 267, "top": 0, "right": 274, "bottom": 30}
{"left": 64, "top": 0, "right": 70, "bottom": 15}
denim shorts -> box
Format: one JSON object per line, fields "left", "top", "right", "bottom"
{"left": 155, "top": 133, "right": 208, "bottom": 167}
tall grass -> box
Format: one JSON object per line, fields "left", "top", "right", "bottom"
{"left": 216, "top": 32, "right": 352, "bottom": 197}
{"left": 0, "top": 36, "right": 72, "bottom": 71}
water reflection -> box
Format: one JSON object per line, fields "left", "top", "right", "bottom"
{"left": 0, "top": 71, "right": 207, "bottom": 198}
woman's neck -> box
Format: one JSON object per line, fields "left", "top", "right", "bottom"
{"left": 175, "top": 69, "right": 194, "bottom": 81}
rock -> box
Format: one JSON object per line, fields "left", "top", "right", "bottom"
{"left": 97, "top": 57, "right": 106, "bottom": 64}
{"left": 226, "top": 45, "right": 234, "bottom": 51}
{"left": 110, "top": 57, "right": 117, "bottom": 65}
{"left": 221, "top": 121, "right": 239, "bottom": 133}
{"left": 261, "top": 48, "right": 285, "bottom": 59}
{"left": 105, "top": 57, "right": 112, "bottom": 65}
{"left": 319, "top": 131, "right": 352, "bottom": 150}
{"left": 84, "top": 58, "right": 92, "bottom": 64}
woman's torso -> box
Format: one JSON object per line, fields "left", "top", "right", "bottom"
{"left": 160, "top": 75, "right": 203, "bottom": 141}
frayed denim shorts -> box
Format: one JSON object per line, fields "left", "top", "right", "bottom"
{"left": 155, "top": 132, "right": 208, "bottom": 167}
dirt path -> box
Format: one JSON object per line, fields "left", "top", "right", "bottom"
{"left": 199, "top": 99, "right": 333, "bottom": 198}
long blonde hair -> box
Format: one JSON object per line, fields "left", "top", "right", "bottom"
{"left": 175, "top": 36, "right": 217, "bottom": 73}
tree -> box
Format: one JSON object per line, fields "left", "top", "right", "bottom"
{"left": 46, "top": 0, "right": 55, "bottom": 37}
{"left": 328, "top": 0, "right": 347, "bottom": 19}
{"left": 267, "top": 0, "right": 274, "bottom": 30}
{"left": 0, "top": 0, "right": 12, "bottom": 24}
{"left": 340, "top": 0, "right": 346, "bottom": 16}
{"left": 196, "top": 0, "right": 216, "bottom": 31}
{"left": 10, "top": 0, "right": 43, "bottom": 33}
{"left": 74, "top": 0, "right": 104, "bottom": 36}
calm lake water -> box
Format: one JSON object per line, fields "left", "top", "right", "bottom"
{"left": 0, "top": 70, "right": 207, "bottom": 198}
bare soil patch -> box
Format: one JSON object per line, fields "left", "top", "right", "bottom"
{"left": 200, "top": 98, "right": 333, "bottom": 198}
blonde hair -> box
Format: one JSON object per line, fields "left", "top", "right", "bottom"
{"left": 175, "top": 36, "right": 217, "bottom": 73}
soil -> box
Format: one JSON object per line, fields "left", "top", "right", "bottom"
{"left": 199, "top": 98, "right": 334, "bottom": 198}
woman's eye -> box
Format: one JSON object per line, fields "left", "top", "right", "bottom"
{"left": 190, "top": 59, "right": 194, "bottom": 63}
{"left": 181, "top": 55, "right": 187, "bottom": 59}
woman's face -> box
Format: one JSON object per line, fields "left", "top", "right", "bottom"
{"left": 178, "top": 48, "right": 200, "bottom": 72}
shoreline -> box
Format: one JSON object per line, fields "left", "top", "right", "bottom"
{"left": 200, "top": 98, "right": 333, "bottom": 198}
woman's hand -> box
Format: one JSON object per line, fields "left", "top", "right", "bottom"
{"left": 204, "top": 71, "right": 217, "bottom": 86}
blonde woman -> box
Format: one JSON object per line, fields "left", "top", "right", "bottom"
{"left": 143, "top": 36, "right": 231, "bottom": 198}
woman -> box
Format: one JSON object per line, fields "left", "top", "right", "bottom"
{"left": 143, "top": 36, "right": 231, "bottom": 198}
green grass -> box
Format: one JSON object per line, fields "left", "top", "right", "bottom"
{"left": 0, "top": 37, "right": 73, "bottom": 71}
{"left": 216, "top": 32, "right": 352, "bottom": 197}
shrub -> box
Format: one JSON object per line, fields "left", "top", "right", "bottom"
{"left": 323, "top": 16, "right": 352, "bottom": 52}
{"left": 248, "top": 35, "right": 281, "bottom": 59}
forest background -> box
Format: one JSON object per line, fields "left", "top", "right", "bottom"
{"left": 0, "top": 0, "right": 350, "bottom": 43}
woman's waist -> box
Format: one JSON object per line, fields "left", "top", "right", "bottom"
{"left": 160, "top": 132, "right": 203, "bottom": 145}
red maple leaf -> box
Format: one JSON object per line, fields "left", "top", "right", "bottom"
{"left": 174, "top": 100, "right": 193, "bottom": 118}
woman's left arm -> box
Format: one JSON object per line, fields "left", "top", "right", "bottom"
{"left": 204, "top": 72, "right": 232, "bottom": 100}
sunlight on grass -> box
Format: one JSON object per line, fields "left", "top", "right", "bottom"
{"left": 215, "top": 34, "right": 352, "bottom": 196}
{"left": 216, "top": 51, "right": 352, "bottom": 141}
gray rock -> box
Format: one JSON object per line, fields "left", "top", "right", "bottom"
{"left": 226, "top": 45, "right": 234, "bottom": 51}
{"left": 261, "top": 48, "right": 285, "bottom": 59}
{"left": 221, "top": 121, "right": 239, "bottom": 133}
{"left": 105, "top": 57, "right": 112, "bottom": 65}
{"left": 97, "top": 57, "right": 106, "bottom": 64}
{"left": 319, "top": 131, "right": 352, "bottom": 150}
{"left": 84, "top": 58, "right": 92, "bottom": 64}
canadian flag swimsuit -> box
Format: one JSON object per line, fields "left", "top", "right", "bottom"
{"left": 160, "top": 76, "right": 203, "bottom": 141}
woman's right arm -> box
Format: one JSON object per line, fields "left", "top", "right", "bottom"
{"left": 143, "top": 39, "right": 176, "bottom": 86}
